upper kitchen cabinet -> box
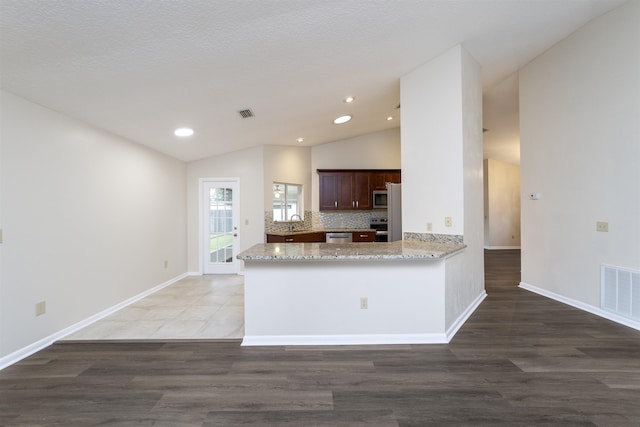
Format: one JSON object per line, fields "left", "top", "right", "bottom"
{"left": 319, "top": 171, "right": 367, "bottom": 210}
{"left": 319, "top": 172, "right": 347, "bottom": 210}
{"left": 318, "top": 169, "right": 398, "bottom": 211}
{"left": 353, "top": 172, "right": 372, "bottom": 210}
{"left": 371, "top": 170, "right": 401, "bottom": 190}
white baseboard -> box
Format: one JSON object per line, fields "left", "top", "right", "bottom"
{"left": 0, "top": 272, "right": 189, "bottom": 371}
{"left": 241, "top": 333, "right": 449, "bottom": 346}
{"left": 446, "top": 290, "right": 487, "bottom": 340}
{"left": 188, "top": 271, "right": 245, "bottom": 276}
{"left": 484, "top": 246, "right": 521, "bottom": 250}
{"left": 519, "top": 282, "right": 640, "bottom": 331}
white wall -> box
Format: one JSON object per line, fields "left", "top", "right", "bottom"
{"left": 310, "top": 128, "right": 401, "bottom": 211}
{"left": 400, "top": 47, "right": 464, "bottom": 235}
{"left": 186, "top": 146, "right": 265, "bottom": 273}
{"left": 263, "top": 145, "right": 312, "bottom": 213}
{"left": 519, "top": 0, "right": 640, "bottom": 307}
{"left": 0, "top": 91, "right": 187, "bottom": 359}
{"left": 484, "top": 159, "right": 521, "bottom": 248}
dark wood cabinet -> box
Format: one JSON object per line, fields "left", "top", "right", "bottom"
{"left": 353, "top": 172, "right": 372, "bottom": 210}
{"left": 337, "top": 173, "right": 355, "bottom": 209}
{"left": 319, "top": 171, "right": 367, "bottom": 210}
{"left": 266, "top": 232, "right": 326, "bottom": 243}
{"left": 318, "top": 169, "right": 400, "bottom": 210}
{"left": 319, "top": 172, "right": 357, "bottom": 210}
{"left": 266, "top": 231, "right": 375, "bottom": 243}
{"left": 352, "top": 231, "right": 376, "bottom": 242}
{"left": 371, "top": 170, "right": 401, "bottom": 190}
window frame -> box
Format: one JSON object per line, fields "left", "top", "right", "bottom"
{"left": 272, "top": 182, "right": 303, "bottom": 222}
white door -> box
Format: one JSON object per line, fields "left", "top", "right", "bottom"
{"left": 202, "top": 179, "right": 240, "bottom": 274}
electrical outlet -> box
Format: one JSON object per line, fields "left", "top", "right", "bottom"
{"left": 444, "top": 217, "right": 452, "bottom": 227}
{"left": 360, "top": 297, "right": 368, "bottom": 310}
{"left": 35, "top": 301, "right": 46, "bottom": 316}
{"left": 164, "top": 260, "right": 169, "bottom": 268}
{"left": 596, "top": 221, "right": 609, "bottom": 232}
{"left": 426, "top": 222, "right": 432, "bottom": 232}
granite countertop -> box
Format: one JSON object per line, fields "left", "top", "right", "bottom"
{"left": 237, "top": 240, "right": 466, "bottom": 261}
{"left": 266, "top": 228, "right": 373, "bottom": 236}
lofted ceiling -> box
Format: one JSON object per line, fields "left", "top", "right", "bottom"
{"left": 0, "top": 0, "right": 627, "bottom": 163}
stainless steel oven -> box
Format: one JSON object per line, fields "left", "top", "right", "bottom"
{"left": 369, "top": 218, "right": 388, "bottom": 242}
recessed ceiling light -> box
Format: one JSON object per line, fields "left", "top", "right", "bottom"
{"left": 174, "top": 127, "right": 194, "bottom": 137}
{"left": 296, "top": 137, "right": 304, "bottom": 143}
{"left": 333, "top": 115, "right": 352, "bottom": 125}
{"left": 344, "top": 96, "right": 355, "bottom": 103}
{"left": 387, "top": 116, "right": 394, "bottom": 121}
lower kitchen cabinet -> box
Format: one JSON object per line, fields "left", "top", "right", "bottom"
{"left": 266, "top": 232, "right": 326, "bottom": 243}
{"left": 352, "top": 231, "right": 376, "bottom": 242}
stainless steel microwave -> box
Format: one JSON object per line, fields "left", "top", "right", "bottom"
{"left": 372, "top": 190, "right": 388, "bottom": 209}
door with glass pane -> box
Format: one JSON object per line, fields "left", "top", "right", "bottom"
{"left": 202, "top": 179, "right": 239, "bottom": 274}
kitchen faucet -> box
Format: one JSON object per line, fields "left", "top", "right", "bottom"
{"left": 289, "top": 214, "right": 302, "bottom": 231}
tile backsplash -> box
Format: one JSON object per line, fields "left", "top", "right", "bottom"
{"left": 265, "top": 210, "right": 387, "bottom": 233}
{"left": 264, "top": 212, "right": 464, "bottom": 244}
{"left": 265, "top": 210, "right": 313, "bottom": 233}
{"left": 403, "top": 232, "right": 463, "bottom": 244}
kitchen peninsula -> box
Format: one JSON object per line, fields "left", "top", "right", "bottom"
{"left": 238, "top": 239, "right": 484, "bottom": 346}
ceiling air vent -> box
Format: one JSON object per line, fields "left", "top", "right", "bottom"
{"left": 238, "top": 109, "right": 254, "bottom": 119}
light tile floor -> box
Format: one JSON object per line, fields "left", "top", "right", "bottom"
{"left": 63, "top": 275, "right": 244, "bottom": 340}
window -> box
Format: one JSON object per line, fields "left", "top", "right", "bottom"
{"left": 273, "top": 182, "right": 303, "bottom": 221}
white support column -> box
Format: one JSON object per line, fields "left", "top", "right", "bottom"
{"left": 400, "top": 45, "right": 485, "bottom": 330}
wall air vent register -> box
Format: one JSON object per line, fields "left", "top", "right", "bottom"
{"left": 238, "top": 109, "right": 254, "bottom": 118}
{"left": 602, "top": 264, "right": 640, "bottom": 322}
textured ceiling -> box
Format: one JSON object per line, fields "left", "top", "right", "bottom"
{"left": 0, "top": 0, "right": 627, "bottom": 163}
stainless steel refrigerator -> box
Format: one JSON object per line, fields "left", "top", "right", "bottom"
{"left": 386, "top": 183, "right": 402, "bottom": 242}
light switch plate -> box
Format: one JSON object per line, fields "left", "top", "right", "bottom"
{"left": 35, "top": 301, "right": 46, "bottom": 316}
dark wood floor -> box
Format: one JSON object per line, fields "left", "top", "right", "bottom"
{"left": 2, "top": 250, "right": 639, "bottom": 426}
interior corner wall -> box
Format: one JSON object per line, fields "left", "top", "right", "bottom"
{"left": 400, "top": 46, "right": 464, "bottom": 235}
{"left": 519, "top": 0, "right": 640, "bottom": 307}
{"left": 186, "top": 146, "right": 265, "bottom": 273}
{"left": 310, "top": 128, "right": 401, "bottom": 211}
{"left": 0, "top": 90, "right": 187, "bottom": 359}
{"left": 263, "top": 145, "right": 312, "bottom": 213}
{"left": 484, "top": 158, "right": 521, "bottom": 248}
